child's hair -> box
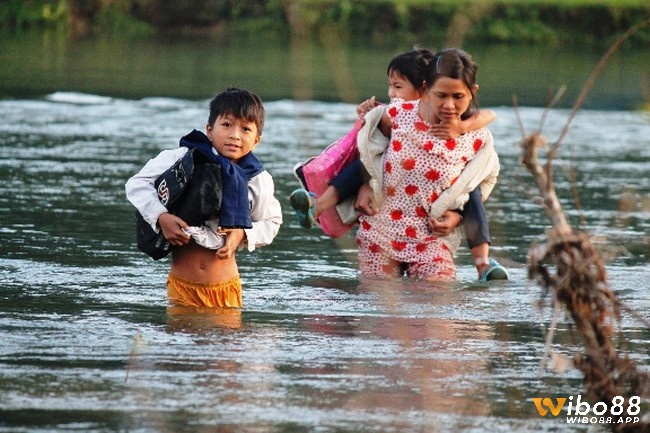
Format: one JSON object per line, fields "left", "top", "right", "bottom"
{"left": 386, "top": 48, "right": 436, "bottom": 93}
{"left": 208, "top": 87, "right": 265, "bottom": 134}
{"left": 426, "top": 48, "right": 480, "bottom": 120}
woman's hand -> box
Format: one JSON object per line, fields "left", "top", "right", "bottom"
{"left": 215, "top": 228, "right": 245, "bottom": 259}
{"left": 158, "top": 212, "right": 190, "bottom": 246}
{"left": 354, "top": 182, "right": 377, "bottom": 215}
{"left": 428, "top": 210, "right": 462, "bottom": 236}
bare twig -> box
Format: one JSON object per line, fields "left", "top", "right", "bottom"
{"left": 551, "top": 18, "right": 650, "bottom": 154}
{"left": 519, "top": 18, "right": 650, "bottom": 433}
{"left": 539, "top": 85, "right": 566, "bottom": 132}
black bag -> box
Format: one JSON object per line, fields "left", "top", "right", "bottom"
{"left": 135, "top": 149, "right": 222, "bottom": 260}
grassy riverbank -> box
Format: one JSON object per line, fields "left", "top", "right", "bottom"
{"left": 1, "top": 0, "right": 649, "bottom": 47}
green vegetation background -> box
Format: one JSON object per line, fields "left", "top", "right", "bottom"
{"left": 2, "top": 0, "right": 649, "bottom": 47}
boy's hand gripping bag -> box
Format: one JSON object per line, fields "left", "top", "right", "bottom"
{"left": 135, "top": 149, "right": 222, "bottom": 260}
{"left": 295, "top": 119, "right": 362, "bottom": 238}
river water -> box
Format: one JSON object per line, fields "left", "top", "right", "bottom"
{"left": 0, "top": 92, "right": 648, "bottom": 432}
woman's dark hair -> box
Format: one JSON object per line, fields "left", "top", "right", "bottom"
{"left": 426, "top": 48, "right": 479, "bottom": 120}
{"left": 386, "top": 48, "right": 436, "bottom": 93}
{"left": 208, "top": 87, "right": 265, "bottom": 134}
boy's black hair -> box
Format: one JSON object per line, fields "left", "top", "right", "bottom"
{"left": 208, "top": 87, "right": 265, "bottom": 134}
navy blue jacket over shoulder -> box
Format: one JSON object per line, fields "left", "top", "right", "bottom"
{"left": 179, "top": 129, "right": 264, "bottom": 228}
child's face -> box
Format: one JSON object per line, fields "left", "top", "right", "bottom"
{"left": 425, "top": 76, "right": 477, "bottom": 123}
{"left": 387, "top": 71, "right": 423, "bottom": 101}
{"left": 206, "top": 114, "right": 261, "bottom": 163}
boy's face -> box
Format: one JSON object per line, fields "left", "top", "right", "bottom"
{"left": 206, "top": 114, "right": 261, "bottom": 163}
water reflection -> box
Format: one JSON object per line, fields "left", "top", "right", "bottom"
{"left": 166, "top": 305, "right": 243, "bottom": 331}
{"left": 301, "top": 316, "right": 492, "bottom": 420}
{"left": 1, "top": 31, "right": 649, "bottom": 110}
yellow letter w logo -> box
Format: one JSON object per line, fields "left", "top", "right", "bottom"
{"left": 532, "top": 397, "right": 567, "bottom": 416}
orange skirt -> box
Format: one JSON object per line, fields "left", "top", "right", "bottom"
{"left": 167, "top": 274, "right": 242, "bottom": 308}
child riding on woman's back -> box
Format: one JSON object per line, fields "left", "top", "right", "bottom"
{"left": 291, "top": 48, "right": 508, "bottom": 281}
{"left": 356, "top": 48, "right": 500, "bottom": 280}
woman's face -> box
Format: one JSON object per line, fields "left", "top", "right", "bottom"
{"left": 425, "top": 76, "right": 477, "bottom": 123}
{"left": 387, "top": 71, "right": 423, "bottom": 101}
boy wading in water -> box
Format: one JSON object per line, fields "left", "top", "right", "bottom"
{"left": 126, "top": 88, "right": 282, "bottom": 308}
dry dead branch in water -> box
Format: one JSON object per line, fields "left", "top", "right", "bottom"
{"left": 518, "top": 18, "right": 650, "bottom": 433}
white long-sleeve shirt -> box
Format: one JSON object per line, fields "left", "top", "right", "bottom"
{"left": 125, "top": 147, "right": 282, "bottom": 252}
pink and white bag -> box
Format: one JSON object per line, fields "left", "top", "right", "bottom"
{"left": 294, "top": 119, "right": 363, "bottom": 238}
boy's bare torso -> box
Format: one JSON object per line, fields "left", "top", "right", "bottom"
{"left": 170, "top": 241, "right": 239, "bottom": 283}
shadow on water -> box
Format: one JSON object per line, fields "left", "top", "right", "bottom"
{"left": 0, "top": 93, "right": 648, "bottom": 432}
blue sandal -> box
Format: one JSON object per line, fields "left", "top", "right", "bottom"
{"left": 289, "top": 188, "right": 317, "bottom": 229}
{"left": 479, "top": 259, "right": 510, "bottom": 282}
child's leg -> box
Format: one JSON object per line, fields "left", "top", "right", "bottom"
{"left": 316, "top": 158, "right": 365, "bottom": 217}
{"left": 330, "top": 158, "right": 365, "bottom": 202}
{"left": 462, "top": 188, "right": 508, "bottom": 280}
{"left": 463, "top": 188, "right": 491, "bottom": 267}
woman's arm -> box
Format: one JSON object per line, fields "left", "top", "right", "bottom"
{"left": 428, "top": 129, "right": 499, "bottom": 219}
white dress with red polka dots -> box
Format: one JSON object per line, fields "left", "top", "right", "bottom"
{"left": 356, "top": 98, "right": 488, "bottom": 280}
